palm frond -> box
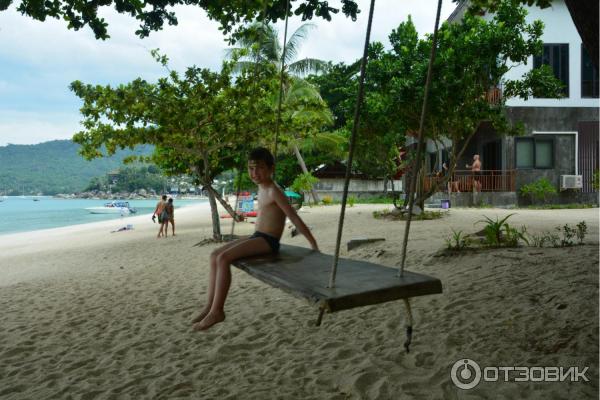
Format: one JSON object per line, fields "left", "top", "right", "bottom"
{"left": 284, "top": 23, "right": 317, "bottom": 65}
{"left": 232, "top": 61, "right": 262, "bottom": 74}
{"left": 289, "top": 58, "right": 328, "bottom": 76}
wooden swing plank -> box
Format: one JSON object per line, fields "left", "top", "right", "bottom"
{"left": 232, "top": 244, "right": 442, "bottom": 313}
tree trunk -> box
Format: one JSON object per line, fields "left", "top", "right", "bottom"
{"left": 565, "top": 0, "right": 599, "bottom": 69}
{"left": 205, "top": 186, "right": 222, "bottom": 240}
{"left": 204, "top": 185, "right": 242, "bottom": 221}
{"left": 292, "top": 144, "right": 320, "bottom": 204}
{"left": 417, "top": 162, "right": 425, "bottom": 210}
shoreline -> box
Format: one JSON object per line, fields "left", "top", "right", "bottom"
{"left": 0, "top": 198, "right": 210, "bottom": 238}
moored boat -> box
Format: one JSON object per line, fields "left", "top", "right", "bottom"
{"left": 85, "top": 201, "right": 137, "bottom": 215}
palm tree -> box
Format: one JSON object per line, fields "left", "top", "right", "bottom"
{"left": 228, "top": 22, "right": 334, "bottom": 203}
{"left": 228, "top": 22, "right": 327, "bottom": 76}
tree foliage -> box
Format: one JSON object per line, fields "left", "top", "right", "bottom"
{"left": 309, "top": 0, "right": 563, "bottom": 195}
{"left": 0, "top": 0, "right": 359, "bottom": 41}
{"left": 0, "top": 140, "right": 153, "bottom": 195}
{"left": 85, "top": 164, "right": 166, "bottom": 193}
{"left": 71, "top": 51, "right": 279, "bottom": 238}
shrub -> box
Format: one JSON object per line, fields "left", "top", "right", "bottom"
{"left": 322, "top": 195, "right": 333, "bottom": 205}
{"left": 445, "top": 229, "right": 471, "bottom": 250}
{"left": 291, "top": 173, "right": 319, "bottom": 195}
{"left": 558, "top": 224, "right": 577, "bottom": 247}
{"left": 593, "top": 169, "right": 599, "bottom": 191}
{"left": 348, "top": 196, "right": 356, "bottom": 207}
{"left": 576, "top": 221, "right": 587, "bottom": 244}
{"left": 476, "top": 214, "right": 527, "bottom": 247}
{"left": 519, "top": 178, "right": 557, "bottom": 204}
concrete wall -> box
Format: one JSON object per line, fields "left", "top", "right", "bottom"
{"left": 312, "top": 179, "right": 403, "bottom": 201}
{"left": 504, "top": 106, "right": 599, "bottom": 193}
{"left": 428, "top": 191, "right": 518, "bottom": 208}
{"left": 313, "top": 178, "right": 403, "bottom": 193}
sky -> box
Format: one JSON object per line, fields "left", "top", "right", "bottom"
{"left": 0, "top": 0, "right": 456, "bottom": 146}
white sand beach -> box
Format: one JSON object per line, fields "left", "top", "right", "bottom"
{"left": 0, "top": 203, "right": 598, "bottom": 399}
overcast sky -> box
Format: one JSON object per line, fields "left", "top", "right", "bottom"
{"left": 0, "top": 0, "right": 455, "bottom": 146}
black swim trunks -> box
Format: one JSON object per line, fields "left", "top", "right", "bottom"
{"left": 473, "top": 170, "right": 482, "bottom": 181}
{"left": 251, "top": 231, "right": 281, "bottom": 253}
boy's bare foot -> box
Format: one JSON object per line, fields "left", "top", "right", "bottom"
{"left": 192, "top": 311, "right": 225, "bottom": 331}
{"left": 191, "top": 307, "right": 211, "bottom": 324}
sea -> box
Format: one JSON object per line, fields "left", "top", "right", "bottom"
{"left": 0, "top": 196, "right": 208, "bottom": 236}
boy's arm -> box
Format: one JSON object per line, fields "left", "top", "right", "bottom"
{"left": 272, "top": 188, "right": 319, "bottom": 251}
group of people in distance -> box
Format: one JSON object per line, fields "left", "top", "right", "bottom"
{"left": 440, "top": 154, "right": 482, "bottom": 193}
{"left": 153, "top": 195, "right": 175, "bottom": 238}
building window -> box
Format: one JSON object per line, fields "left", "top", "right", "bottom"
{"left": 515, "top": 138, "right": 554, "bottom": 169}
{"left": 581, "top": 45, "right": 599, "bottom": 98}
{"left": 533, "top": 44, "right": 569, "bottom": 97}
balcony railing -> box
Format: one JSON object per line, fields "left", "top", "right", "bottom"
{"left": 424, "top": 169, "right": 516, "bottom": 192}
{"left": 486, "top": 86, "right": 502, "bottom": 105}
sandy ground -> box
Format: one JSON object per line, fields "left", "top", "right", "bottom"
{"left": 0, "top": 203, "right": 598, "bottom": 399}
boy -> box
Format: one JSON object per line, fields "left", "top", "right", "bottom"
{"left": 192, "top": 147, "right": 318, "bottom": 331}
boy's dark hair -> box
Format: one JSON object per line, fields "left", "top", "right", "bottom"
{"left": 248, "top": 147, "right": 275, "bottom": 167}
{"left": 168, "top": 198, "right": 173, "bottom": 203}
{"left": 162, "top": 195, "right": 168, "bottom": 200}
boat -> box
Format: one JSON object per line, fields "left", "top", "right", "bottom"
{"left": 85, "top": 201, "right": 137, "bottom": 215}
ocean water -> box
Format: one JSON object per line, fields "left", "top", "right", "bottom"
{"left": 0, "top": 196, "right": 208, "bottom": 236}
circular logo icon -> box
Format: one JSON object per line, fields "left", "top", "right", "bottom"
{"left": 451, "top": 359, "right": 482, "bottom": 390}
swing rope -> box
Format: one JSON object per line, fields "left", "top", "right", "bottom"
{"left": 399, "top": 0, "right": 444, "bottom": 276}
{"left": 231, "top": 2, "right": 288, "bottom": 237}
{"left": 273, "top": 0, "right": 292, "bottom": 158}
{"left": 329, "top": 0, "right": 376, "bottom": 289}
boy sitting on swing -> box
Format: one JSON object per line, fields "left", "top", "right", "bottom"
{"left": 192, "top": 147, "right": 319, "bottom": 331}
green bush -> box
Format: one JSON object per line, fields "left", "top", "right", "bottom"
{"left": 348, "top": 195, "right": 356, "bottom": 207}
{"left": 476, "top": 214, "right": 528, "bottom": 247}
{"left": 519, "top": 178, "right": 557, "bottom": 203}
{"left": 321, "top": 195, "right": 333, "bottom": 205}
{"left": 593, "top": 169, "right": 600, "bottom": 191}
{"left": 291, "top": 173, "right": 319, "bottom": 196}
{"left": 445, "top": 229, "right": 471, "bottom": 251}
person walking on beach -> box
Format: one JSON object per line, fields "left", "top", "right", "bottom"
{"left": 165, "top": 197, "right": 175, "bottom": 236}
{"left": 192, "top": 147, "right": 319, "bottom": 331}
{"left": 153, "top": 194, "right": 168, "bottom": 238}
{"left": 466, "top": 154, "right": 482, "bottom": 193}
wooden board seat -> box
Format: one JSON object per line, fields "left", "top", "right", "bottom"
{"left": 233, "top": 244, "right": 442, "bottom": 313}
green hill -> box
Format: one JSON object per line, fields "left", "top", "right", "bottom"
{"left": 0, "top": 140, "right": 154, "bottom": 195}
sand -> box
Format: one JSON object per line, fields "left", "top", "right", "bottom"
{"left": 0, "top": 203, "right": 598, "bottom": 399}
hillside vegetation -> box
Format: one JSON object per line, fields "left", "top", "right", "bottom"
{"left": 0, "top": 140, "right": 153, "bottom": 195}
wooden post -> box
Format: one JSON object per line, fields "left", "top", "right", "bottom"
{"left": 403, "top": 299, "right": 414, "bottom": 353}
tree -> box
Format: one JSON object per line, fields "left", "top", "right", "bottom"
{"left": 309, "top": 1, "right": 564, "bottom": 208}
{"left": 229, "top": 22, "right": 327, "bottom": 76}
{"left": 229, "top": 22, "right": 333, "bottom": 203}
{"left": 3, "top": 0, "right": 595, "bottom": 68}
{"left": 467, "top": 0, "right": 598, "bottom": 69}
{"left": 0, "top": 0, "right": 359, "bottom": 41}
{"left": 71, "top": 51, "right": 279, "bottom": 239}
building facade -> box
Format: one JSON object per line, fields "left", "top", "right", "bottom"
{"left": 439, "top": 1, "right": 599, "bottom": 204}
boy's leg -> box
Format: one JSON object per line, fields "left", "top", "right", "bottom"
{"left": 171, "top": 219, "right": 175, "bottom": 235}
{"left": 193, "top": 237, "right": 272, "bottom": 331}
{"left": 191, "top": 237, "right": 251, "bottom": 323}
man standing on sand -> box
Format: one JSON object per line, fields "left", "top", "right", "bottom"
{"left": 466, "top": 154, "right": 482, "bottom": 193}
{"left": 153, "top": 194, "right": 168, "bottom": 238}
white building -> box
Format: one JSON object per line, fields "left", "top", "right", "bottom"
{"left": 444, "top": 0, "right": 598, "bottom": 203}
